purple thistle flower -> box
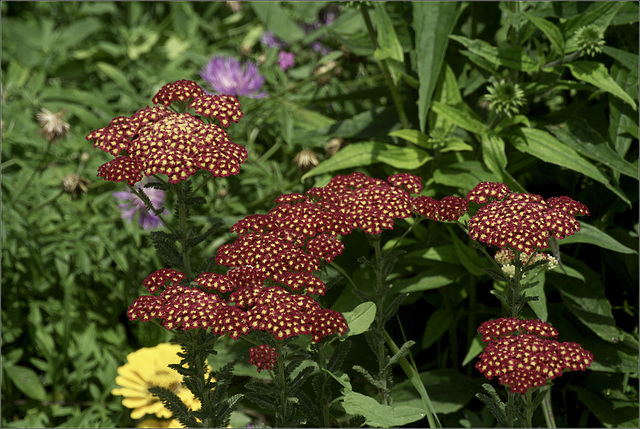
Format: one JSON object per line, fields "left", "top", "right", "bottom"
{"left": 113, "top": 181, "right": 166, "bottom": 230}
{"left": 200, "top": 55, "right": 267, "bottom": 99}
{"left": 278, "top": 51, "right": 295, "bottom": 71}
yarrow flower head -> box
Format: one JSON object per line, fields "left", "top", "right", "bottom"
{"left": 200, "top": 55, "right": 267, "bottom": 99}
{"left": 86, "top": 80, "right": 246, "bottom": 185}
{"left": 111, "top": 343, "right": 210, "bottom": 420}
{"left": 485, "top": 79, "right": 526, "bottom": 118}
{"left": 248, "top": 344, "right": 278, "bottom": 372}
{"left": 113, "top": 180, "right": 167, "bottom": 230}
{"left": 476, "top": 318, "right": 593, "bottom": 394}
{"left": 466, "top": 182, "right": 589, "bottom": 253}
{"left": 413, "top": 195, "right": 468, "bottom": 221}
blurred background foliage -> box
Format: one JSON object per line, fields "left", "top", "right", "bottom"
{"left": 1, "top": 1, "right": 638, "bottom": 428}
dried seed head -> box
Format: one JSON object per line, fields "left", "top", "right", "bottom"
{"left": 61, "top": 174, "right": 90, "bottom": 200}
{"left": 38, "top": 108, "right": 70, "bottom": 143}
{"left": 325, "top": 137, "right": 345, "bottom": 157}
{"left": 294, "top": 149, "right": 319, "bottom": 172}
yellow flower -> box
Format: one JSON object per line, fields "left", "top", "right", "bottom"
{"left": 112, "top": 343, "right": 211, "bottom": 420}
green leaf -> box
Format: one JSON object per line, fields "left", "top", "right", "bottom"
{"left": 249, "top": 2, "right": 305, "bottom": 42}
{"left": 383, "top": 332, "right": 442, "bottom": 428}
{"left": 601, "top": 46, "right": 640, "bottom": 80}
{"left": 565, "top": 61, "right": 637, "bottom": 110}
{"left": 480, "top": 132, "right": 507, "bottom": 180}
{"left": 388, "top": 129, "right": 431, "bottom": 149}
{"left": 449, "top": 35, "right": 539, "bottom": 72}
{"left": 373, "top": 2, "right": 404, "bottom": 63}
{"left": 571, "top": 386, "right": 639, "bottom": 428}
{"left": 547, "top": 120, "right": 638, "bottom": 180}
{"left": 5, "top": 365, "right": 47, "bottom": 401}
{"left": 433, "top": 161, "right": 498, "bottom": 190}
{"left": 413, "top": 1, "right": 461, "bottom": 132}
{"left": 523, "top": 12, "right": 564, "bottom": 56}
{"left": 421, "top": 309, "right": 454, "bottom": 349}
{"left": 341, "top": 390, "right": 426, "bottom": 427}
{"left": 510, "top": 128, "right": 631, "bottom": 206}
{"left": 96, "top": 62, "right": 137, "bottom": 95}
{"left": 431, "top": 63, "right": 464, "bottom": 135}
{"left": 301, "top": 141, "right": 432, "bottom": 180}
{"left": 550, "top": 258, "right": 625, "bottom": 343}
{"left": 326, "top": 370, "right": 426, "bottom": 427}
{"left": 391, "top": 263, "right": 465, "bottom": 293}
{"left": 449, "top": 229, "right": 489, "bottom": 277}
{"left": 525, "top": 272, "right": 548, "bottom": 322}
{"left": 559, "top": 222, "right": 637, "bottom": 254}
{"left": 392, "top": 369, "right": 484, "bottom": 415}
{"left": 431, "top": 101, "right": 485, "bottom": 135}
{"left": 343, "top": 302, "right": 376, "bottom": 338}
{"left": 461, "top": 335, "right": 485, "bottom": 367}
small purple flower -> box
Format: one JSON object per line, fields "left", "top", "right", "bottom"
{"left": 113, "top": 181, "right": 166, "bottom": 230}
{"left": 200, "top": 55, "right": 267, "bottom": 99}
{"left": 278, "top": 51, "right": 295, "bottom": 71}
{"left": 261, "top": 31, "right": 288, "bottom": 49}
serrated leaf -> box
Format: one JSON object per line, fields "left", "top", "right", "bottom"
{"left": 413, "top": 1, "right": 461, "bottom": 132}
{"left": 301, "top": 141, "right": 432, "bottom": 180}
{"left": 565, "top": 61, "right": 636, "bottom": 110}
{"left": 511, "top": 128, "right": 631, "bottom": 206}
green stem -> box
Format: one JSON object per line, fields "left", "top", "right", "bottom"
{"left": 523, "top": 389, "right": 533, "bottom": 428}
{"left": 274, "top": 339, "right": 288, "bottom": 427}
{"left": 507, "top": 391, "right": 516, "bottom": 428}
{"left": 360, "top": 5, "right": 410, "bottom": 130}
{"left": 541, "top": 388, "right": 557, "bottom": 428}
{"left": 176, "top": 181, "right": 193, "bottom": 280}
{"left": 371, "top": 235, "right": 390, "bottom": 406}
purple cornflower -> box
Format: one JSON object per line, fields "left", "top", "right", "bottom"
{"left": 200, "top": 55, "right": 267, "bottom": 99}
{"left": 278, "top": 51, "right": 295, "bottom": 71}
{"left": 113, "top": 181, "right": 166, "bottom": 230}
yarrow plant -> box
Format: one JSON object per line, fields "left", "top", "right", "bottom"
{"left": 94, "top": 79, "right": 595, "bottom": 428}
{"left": 417, "top": 181, "right": 593, "bottom": 427}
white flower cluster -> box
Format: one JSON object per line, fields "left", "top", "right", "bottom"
{"left": 494, "top": 248, "right": 558, "bottom": 279}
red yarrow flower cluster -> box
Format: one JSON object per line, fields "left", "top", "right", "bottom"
{"left": 86, "top": 80, "right": 246, "bottom": 185}
{"left": 249, "top": 345, "right": 278, "bottom": 372}
{"left": 128, "top": 172, "right": 432, "bottom": 344}
{"left": 414, "top": 195, "right": 469, "bottom": 221}
{"left": 476, "top": 318, "right": 593, "bottom": 395}
{"left": 466, "top": 182, "right": 589, "bottom": 253}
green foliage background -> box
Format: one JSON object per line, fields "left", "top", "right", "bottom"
{"left": 1, "top": 1, "right": 638, "bottom": 428}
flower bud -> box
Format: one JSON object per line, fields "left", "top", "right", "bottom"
{"left": 294, "top": 149, "right": 319, "bottom": 172}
